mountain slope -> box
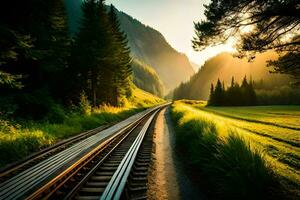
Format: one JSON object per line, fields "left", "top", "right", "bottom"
{"left": 116, "top": 11, "right": 194, "bottom": 92}
{"left": 132, "top": 59, "right": 164, "bottom": 97}
{"left": 173, "top": 52, "right": 291, "bottom": 100}
{"left": 64, "top": 1, "right": 194, "bottom": 93}
{"left": 190, "top": 61, "right": 201, "bottom": 71}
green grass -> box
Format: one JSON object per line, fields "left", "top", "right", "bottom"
{"left": 0, "top": 88, "right": 164, "bottom": 168}
{"left": 190, "top": 102, "right": 300, "bottom": 188}
{"left": 170, "top": 101, "right": 299, "bottom": 199}
{"left": 201, "top": 105, "right": 300, "bottom": 130}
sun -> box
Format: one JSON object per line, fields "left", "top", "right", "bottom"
{"left": 188, "top": 37, "right": 236, "bottom": 68}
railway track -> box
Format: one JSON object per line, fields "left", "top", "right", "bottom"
{"left": 0, "top": 124, "right": 111, "bottom": 183}
{"left": 0, "top": 104, "right": 167, "bottom": 200}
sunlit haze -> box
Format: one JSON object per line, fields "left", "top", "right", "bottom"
{"left": 105, "top": 0, "right": 235, "bottom": 68}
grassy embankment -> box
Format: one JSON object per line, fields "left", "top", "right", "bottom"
{"left": 170, "top": 100, "right": 299, "bottom": 200}
{"left": 0, "top": 88, "right": 164, "bottom": 168}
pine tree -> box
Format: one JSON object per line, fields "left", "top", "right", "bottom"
{"left": 231, "top": 76, "right": 235, "bottom": 88}
{"left": 0, "top": 27, "right": 31, "bottom": 89}
{"left": 45, "top": 0, "right": 70, "bottom": 101}
{"left": 248, "top": 79, "right": 257, "bottom": 106}
{"left": 241, "top": 76, "right": 249, "bottom": 105}
{"left": 208, "top": 83, "right": 215, "bottom": 105}
{"left": 0, "top": 0, "right": 72, "bottom": 118}
{"left": 241, "top": 76, "right": 249, "bottom": 88}
{"left": 108, "top": 5, "right": 133, "bottom": 105}
{"left": 70, "top": 0, "right": 114, "bottom": 107}
{"left": 214, "top": 78, "right": 224, "bottom": 106}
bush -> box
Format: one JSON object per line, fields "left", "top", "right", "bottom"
{"left": 46, "top": 103, "right": 66, "bottom": 123}
{"left": 79, "top": 92, "right": 91, "bottom": 115}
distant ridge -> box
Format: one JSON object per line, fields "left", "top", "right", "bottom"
{"left": 190, "top": 61, "right": 201, "bottom": 71}
{"left": 116, "top": 10, "right": 195, "bottom": 92}
{"left": 173, "top": 52, "right": 291, "bottom": 100}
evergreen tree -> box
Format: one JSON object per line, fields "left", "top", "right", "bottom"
{"left": 68, "top": 1, "right": 133, "bottom": 107}
{"left": 0, "top": 0, "right": 70, "bottom": 118}
{"left": 241, "top": 76, "right": 249, "bottom": 88}
{"left": 0, "top": 27, "right": 31, "bottom": 89}
{"left": 226, "top": 76, "right": 237, "bottom": 105}
{"left": 208, "top": 76, "right": 258, "bottom": 107}
{"left": 222, "top": 81, "right": 227, "bottom": 105}
{"left": 214, "top": 79, "right": 224, "bottom": 106}
{"left": 248, "top": 79, "right": 257, "bottom": 106}
{"left": 0, "top": 0, "right": 136, "bottom": 119}
{"left": 0, "top": 0, "right": 46, "bottom": 91}
{"left": 45, "top": 0, "right": 70, "bottom": 101}
{"left": 108, "top": 5, "right": 133, "bottom": 105}
{"left": 70, "top": 0, "right": 114, "bottom": 107}
{"left": 208, "top": 83, "right": 215, "bottom": 105}
{"left": 240, "top": 76, "right": 247, "bottom": 105}
{"left": 232, "top": 81, "right": 241, "bottom": 106}
{"left": 231, "top": 77, "right": 235, "bottom": 88}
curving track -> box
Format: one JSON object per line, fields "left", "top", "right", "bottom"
{"left": 0, "top": 104, "right": 167, "bottom": 200}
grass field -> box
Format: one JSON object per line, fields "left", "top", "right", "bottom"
{"left": 171, "top": 100, "right": 300, "bottom": 199}
{"left": 0, "top": 88, "right": 164, "bottom": 168}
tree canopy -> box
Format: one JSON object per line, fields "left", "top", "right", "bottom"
{"left": 0, "top": 0, "right": 133, "bottom": 120}
{"left": 192, "top": 0, "right": 300, "bottom": 83}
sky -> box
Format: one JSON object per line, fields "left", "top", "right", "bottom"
{"left": 105, "top": 0, "right": 235, "bottom": 68}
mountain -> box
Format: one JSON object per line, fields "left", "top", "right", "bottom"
{"left": 190, "top": 61, "right": 201, "bottom": 71}
{"left": 64, "top": 1, "right": 194, "bottom": 93}
{"left": 173, "top": 52, "right": 292, "bottom": 100}
{"left": 132, "top": 59, "right": 164, "bottom": 97}
{"left": 115, "top": 11, "right": 194, "bottom": 92}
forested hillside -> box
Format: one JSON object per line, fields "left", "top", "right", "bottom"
{"left": 132, "top": 59, "right": 164, "bottom": 97}
{"left": 173, "top": 52, "right": 294, "bottom": 101}
{"left": 116, "top": 11, "right": 195, "bottom": 92}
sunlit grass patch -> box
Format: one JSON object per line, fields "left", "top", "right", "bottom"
{"left": 170, "top": 101, "right": 293, "bottom": 199}
{"left": 185, "top": 101, "right": 300, "bottom": 189}
{"left": 203, "top": 105, "right": 300, "bottom": 130}
{"left": 0, "top": 122, "right": 54, "bottom": 165}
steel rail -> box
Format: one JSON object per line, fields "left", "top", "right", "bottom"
{"left": 29, "top": 114, "right": 145, "bottom": 200}
{"left": 22, "top": 111, "right": 149, "bottom": 199}
{"left": 0, "top": 124, "right": 110, "bottom": 181}
{"left": 0, "top": 104, "right": 166, "bottom": 200}
{"left": 101, "top": 110, "right": 158, "bottom": 200}
{"left": 61, "top": 119, "right": 142, "bottom": 200}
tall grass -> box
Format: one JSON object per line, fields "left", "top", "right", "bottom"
{"left": 0, "top": 88, "right": 164, "bottom": 167}
{"left": 0, "top": 107, "right": 143, "bottom": 167}
{"left": 170, "top": 102, "right": 283, "bottom": 200}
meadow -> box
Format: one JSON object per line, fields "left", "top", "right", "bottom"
{"left": 171, "top": 100, "right": 300, "bottom": 199}
{"left": 0, "top": 88, "right": 163, "bottom": 168}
